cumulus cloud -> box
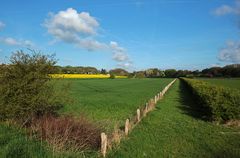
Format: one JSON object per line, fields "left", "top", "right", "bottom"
{"left": 218, "top": 41, "right": 240, "bottom": 63}
{"left": 44, "top": 8, "right": 106, "bottom": 50}
{"left": 44, "top": 8, "right": 133, "bottom": 69}
{"left": 213, "top": 0, "right": 240, "bottom": 16}
{"left": 0, "top": 21, "right": 5, "bottom": 30}
{"left": 0, "top": 37, "right": 34, "bottom": 47}
{"left": 214, "top": 1, "right": 240, "bottom": 64}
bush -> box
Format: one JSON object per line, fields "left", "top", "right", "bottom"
{"left": 109, "top": 73, "right": 115, "bottom": 79}
{"left": 0, "top": 50, "right": 64, "bottom": 124}
{"left": 30, "top": 115, "right": 101, "bottom": 151}
{"left": 181, "top": 78, "right": 240, "bottom": 122}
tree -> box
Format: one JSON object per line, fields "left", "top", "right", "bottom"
{"left": 135, "top": 71, "right": 145, "bottom": 78}
{"left": 109, "top": 68, "right": 129, "bottom": 76}
{"left": 145, "top": 68, "right": 164, "bottom": 78}
{"left": 0, "top": 50, "right": 64, "bottom": 124}
{"left": 109, "top": 73, "right": 116, "bottom": 79}
{"left": 164, "top": 69, "right": 177, "bottom": 78}
{"left": 100, "top": 69, "right": 107, "bottom": 74}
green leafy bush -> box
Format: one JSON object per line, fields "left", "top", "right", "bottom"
{"left": 0, "top": 51, "right": 64, "bottom": 123}
{"left": 181, "top": 78, "right": 240, "bottom": 122}
{"left": 109, "top": 73, "right": 116, "bottom": 79}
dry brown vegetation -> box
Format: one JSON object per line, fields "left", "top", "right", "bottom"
{"left": 30, "top": 115, "right": 102, "bottom": 152}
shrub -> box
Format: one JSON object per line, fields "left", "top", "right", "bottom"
{"left": 30, "top": 115, "right": 101, "bottom": 151}
{"left": 181, "top": 78, "right": 240, "bottom": 122}
{"left": 0, "top": 50, "right": 64, "bottom": 124}
{"left": 109, "top": 73, "right": 115, "bottom": 79}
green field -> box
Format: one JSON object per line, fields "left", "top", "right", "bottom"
{"left": 0, "top": 123, "right": 100, "bottom": 158}
{"left": 200, "top": 78, "right": 240, "bottom": 90}
{"left": 0, "top": 78, "right": 172, "bottom": 158}
{"left": 108, "top": 80, "right": 240, "bottom": 158}
{"left": 59, "top": 78, "right": 172, "bottom": 131}
{"left": 1, "top": 78, "right": 240, "bottom": 158}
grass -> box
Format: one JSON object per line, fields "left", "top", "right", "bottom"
{"left": 108, "top": 80, "right": 240, "bottom": 158}
{"left": 0, "top": 123, "right": 50, "bottom": 158}
{"left": 59, "top": 78, "right": 172, "bottom": 132}
{"left": 0, "top": 78, "right": 172, "bottom": 158}
{"left": 0, "top": 123, "right": 100, "bottom": 158}
{"left": 200, "top": 78, "right": 240, "bottom": 90}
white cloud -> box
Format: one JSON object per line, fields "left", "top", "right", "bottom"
{"left": 1, "top": 37, "right": 19, "bottom": 45}
{"left": 77, "top": 38, "right": 108, "bottom": 51}
{"left": 44, "top": 8, "right": 133, "bottom": 69}
{"left": 44, "top": 8, "right": 104, "bottom": 50}
{"left": 117, "top": 61, "right": 133, "bottom": 69}
{"left": 218, "top": 40, "right": 240, "bottom": 63}
{"left": 0, "top": 21, "right": 5, "bottom": 30}
{"left": 109, "top": 41, "right": 132, "bottom": 68}
{"left": 112, "top": 52, "right": 129, "bottom": 62}
{"left": 110, "top": 41, "right": 129, "bottom": 61}
{"left": 0, "top": 37, "right": 34, "bottom": 47}
{"left": 45, "top": 8, "right": 99, "bottom": 35}
{"left": 213, "top": 1, "right": 240, "bottom": 16}
{"left": 214, "top": 5, "right": 238, "bottom": 16}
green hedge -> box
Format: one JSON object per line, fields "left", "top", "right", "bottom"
{"left": 181, "top": 78, "right": 240, "bottom": 122}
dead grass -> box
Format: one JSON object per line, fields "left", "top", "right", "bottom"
{"left": 30, "top": 115, "right": 101, "bottom": 152}
{"left": 225, "top": 120, "right": 240, "bottom": 127}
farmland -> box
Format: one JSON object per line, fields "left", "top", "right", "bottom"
{"left": 58, "top": 78, "right": 172, "bottom": 131}
{"left": 201, "top": 78, "right": 240, "bottom": 90}
{"left": 2, "top": 1, "right": 240, "bottom": 157}
{"left": 1, "top": 78, "right": 240, "bottom": 158}
{"left": 0, "top": 78, "right": 173, "bottom": 158}
{"left": 108, "top": 80, "right": 240, "bottom": 158}
{"left": 51, "top": 74, "right": 127, "bottom": 79}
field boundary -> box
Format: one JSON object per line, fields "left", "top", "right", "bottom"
{"left": 100, "top": 78, "right": 177, "bottom": 157}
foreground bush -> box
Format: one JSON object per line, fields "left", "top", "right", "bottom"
{"left": 30, "top": 115, "right": 101, "bottom": 151}
{"left": 181, "top": 78, "right": 240, "bottom": 122}
{"left": 0, "top": 51, "right": 63, "bottom": 124}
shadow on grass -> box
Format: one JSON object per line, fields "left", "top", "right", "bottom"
{"left": 176, "top": 80, "right": 210, "bottom": 121}
{"left": 177, "top": 81, "right": 240, "bottom": 158}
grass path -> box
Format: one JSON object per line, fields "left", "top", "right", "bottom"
{"left": 108, "top": 79, "right": 240, "bottom": 158}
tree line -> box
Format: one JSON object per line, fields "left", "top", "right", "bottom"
{"left": 53, "top": 64, "right": 240, "bottom": 78}
{"left": 1, "top": 63, "right": 240, "bottom": 78}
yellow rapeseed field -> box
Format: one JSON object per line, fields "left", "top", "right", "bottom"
{"left": 50, "top": 74, "right": 127, "bottom": 79}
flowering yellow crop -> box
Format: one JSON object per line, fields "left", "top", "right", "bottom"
{"left": 50, "top": 74, "right": 127, "bottom": 79}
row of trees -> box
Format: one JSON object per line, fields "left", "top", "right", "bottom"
{"left": 128, "top": 65, "right": 240, "bottom": 78}
{"left": 47, "top": 64, "right": 240, "bottom": 78}
{"left": 1, "top": 62, "right": 240, "bottom": 78}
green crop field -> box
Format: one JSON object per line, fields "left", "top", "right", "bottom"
{"left": 1, "top": 78, "right": 240, "bottom": 158}
{"left": 0, "top": 78, "right": 172, "bottom": 158}
{"left": 108, "top": 80, "right": 240, "bottom": 158}
{"left": 59, "top": 78, "right": 172, "bottom": 131}
{"left": 200, "top": 78, "right": 240, "bottom": 90}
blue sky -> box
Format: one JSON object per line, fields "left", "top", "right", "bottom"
{"left": 0, "top": 0, "right": 239, "bottom": 71}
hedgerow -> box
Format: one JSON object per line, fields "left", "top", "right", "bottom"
{"left": 181, "top": 78, "right": 240, "bottom": 122}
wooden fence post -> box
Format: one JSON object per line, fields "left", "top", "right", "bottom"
{"left": 125, "top": 119, "right": 130, "bottom": 136}
{"left": 137, "top": 109, "right": 140, "bottom": 122}
{"left": 143, "top": 103, "right": 148, "bottom": 116}
{"left": 101, "top": 133, "right": 107, "bottom": 157}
